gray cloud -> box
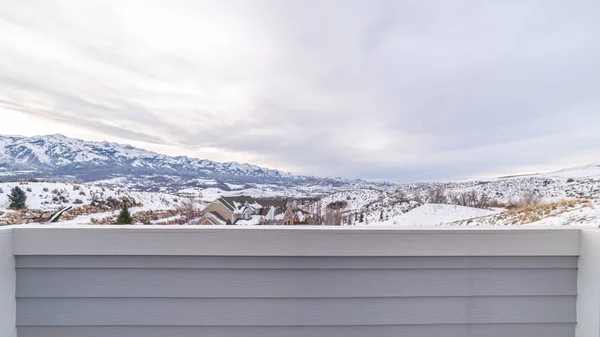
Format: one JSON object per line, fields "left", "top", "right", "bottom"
{"left": 0, "top": 0, "right": 599, "bottom": 181}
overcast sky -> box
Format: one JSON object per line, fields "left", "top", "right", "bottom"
{"left": 0, "top": 0, "right": 599, "bottom": 182}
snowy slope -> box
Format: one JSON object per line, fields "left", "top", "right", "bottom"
{"left": 376, "top": 204, "right": 499, "bottom": 227}
{"left": 546, "top": 163, "right": 600, "bottom": 178}
{"left": 0, "top": 181, "right": 185, "bottom": 212}
{"left": 312, "top": 162, "right": 600, "bottom": 227}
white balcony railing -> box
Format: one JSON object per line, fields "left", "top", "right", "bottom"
{"left": 1, "top": 225, "right": 599, "bottom": 337}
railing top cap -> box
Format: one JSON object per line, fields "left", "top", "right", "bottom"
{"left": 7, "top": 224, "right": 590, "bottom": 232}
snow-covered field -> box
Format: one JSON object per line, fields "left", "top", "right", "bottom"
{"left": 377, "top": 204, "right": 500, "bottom": 227}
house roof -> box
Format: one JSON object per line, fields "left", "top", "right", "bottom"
{"left": 208, "top": 211, "right": 227, "bottom": 222}
{"left": 204, "top": 211, "right": 227, "bottom": 225}
{"left": 217, "top": 196, "right": 288, "bottom": 213}
{"left": 218, "top": 196, "right": 257, "bottom": 213}
{"left": 260, "top": 205, "right": 288, "bottom": 221}
{"left": 211, "top": 196, "right": 293, "bottom": 221}
{"left": 255, "top": 198, "right": 288, "bottom": 208}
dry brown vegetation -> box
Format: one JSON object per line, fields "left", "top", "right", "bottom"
{"left": 178, "top": 198, "right": 203, "bottom": 224}
{"left": 498, "top": 198, "right": 592, "bottom": 225}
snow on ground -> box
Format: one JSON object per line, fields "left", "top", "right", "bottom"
{"left": 178, "top": 187, "right": 205, "bottom": 198}
{"left": 53, "top": 210, "right": 117, "bottom": 225}
{"left": 89, "top": 177, "right": 129, "bottom": 185}
{"left": 192, "top": 178, "right": 218, "bottom": 185}
{"left": 152, "top": 214, "right": 183, "bottom": 224}
{"left": 320, "top": 189, "right": 385, "bottom": 212}
{"left": 370, "top": 204, "right": 499, "bottom": 227}
{"left": 0, "top": 181, "right": 186, "bottom": 217}
{"left": 196, "top": 187, "right": 228, "bottom": 201}
{"left": 523, "top": 199, "right": 600, "bottom": 228}
{"left": 546, "top": 164, "right": 600, "bottom": 179}
{"left": 449, "top": 198, "right": 600, "bottom": 228}
{"left": 0, "top": 170, "right": 36, "bottom": 177}
{"left": 235, "top": 215, "right": 263, "bottom": 226}
{"left": 195, "top": 184, "right": 324, "bottom": 202}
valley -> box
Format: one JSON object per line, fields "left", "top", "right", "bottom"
{"left": 1, "top": 134, "right": 599, "bottom": 227}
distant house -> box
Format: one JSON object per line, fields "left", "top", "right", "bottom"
{"left": 199, "top": 196, "right": 298, "bottom": 226}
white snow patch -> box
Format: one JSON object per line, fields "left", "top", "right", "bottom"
{"left": 372, "top": 204, "right": 499, "bottom": 227}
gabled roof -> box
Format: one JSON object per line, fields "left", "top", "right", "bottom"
{"left": 255, "top": 198, "right": 288, "bottom": 209}
{"left": 218, "top": 196, "right": 257, "bottom": 213}
{"left": 215, "top": 197, "right": 235, "bottom": 212}
{"left": 203, "top": 211, "right": 227, "bottom": 225}
{"left": 260, "top": 205, "right": 288, "bottom": 221}
{"left": 208, "top": 211, "right": 227, "bottom": 222}
{"left": 221, "top": 196, "right": 256, "bottom": 205}
{"left": 213, "top": 196, "right": 291, "bottom": 218}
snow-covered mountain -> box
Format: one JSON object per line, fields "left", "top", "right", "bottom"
{"left": 0, "top": 134, "right": 385, "bottom": 192}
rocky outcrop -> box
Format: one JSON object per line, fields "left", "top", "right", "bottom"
{"left": 1, "top": 208, "right": 63, "bottom": 224}
{"left": 89, "top": 209, "right": 182, "bottom": 225}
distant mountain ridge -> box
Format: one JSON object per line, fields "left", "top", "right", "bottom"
{"left": 0, "top": 134, "right": 374, "bottom": 190}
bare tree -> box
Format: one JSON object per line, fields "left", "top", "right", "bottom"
{"left": 506, "top": 191, "right": 542, "bottom": 209}
{"left": 449, "top": 190, "right": 491, "bottom": 209}
{"left": 412, "top": 191, "right": 424, "bottom": 203}
{"left": 396, "top": 189, "right": 410, "bottom": 203}
{"left": 427, "top": 186, "right": 448, "bottom": 204}
{"left": 327, "top": 200, "right": 348, "bottom": 210}
{"left": 520, "top": 191, "right": 542, "bottom": 207}
{"left": 326, "top": 200, "right": 347, "bottom": 225}
{"left": 472, "top": 191, "right": 491, "bottom": 209}
{"left": 178, "top": 198, "right": 202, "bottom": 224}
{"left": 324, "top": 208, "right": 337, "bottom": 225}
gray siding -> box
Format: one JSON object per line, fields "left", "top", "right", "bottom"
{"left": 17, "top": 324, "right": 577, "bottom": 337}
{"left": 0, "top": 228, "right": 16, "bottom": 337}
{"left": 15, "top": 256, "right": 576, "bottom": 337}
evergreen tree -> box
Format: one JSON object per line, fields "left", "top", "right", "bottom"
{"left": 359, "top": 212, "right": 364, "bottom": 223}
{"left": 354, "top": 213, "right": 358, "bottom": 222}
{"left": 379, "top": 210, "right": 384, "bottom": 221}
{"left": 116, "top": 205, "right": 133, "bottom": 224}
{"left": 8, "top": 186, "right": 27, "bottom": 210}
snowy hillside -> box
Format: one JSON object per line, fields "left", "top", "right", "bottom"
{"left": 0, "top": 181, "right": 181, "bottom": 211}
{"left": 547, "top": 163, "right": 600, "bottom": 178}
{"left": 315, "top": 163, "right": 600, "bottom": 227}
{"left": 0, "top": 180, "right": 193, "bottom": 225}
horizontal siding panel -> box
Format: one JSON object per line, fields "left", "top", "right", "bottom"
{"left": 17, "top": 268, "right": 577, "bottom": 298}
{"left": 17, "top": 296, "right": 576, "bottom": 326}
{"left": 17, "top": 323, "right": 576, "bottom": 337}
{"left": 15, "top": 255, "right": 579, "bottom": 269}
